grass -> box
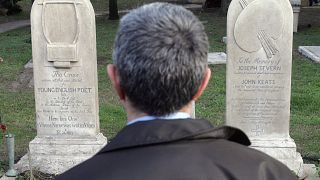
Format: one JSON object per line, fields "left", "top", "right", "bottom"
{"left": 0, "top": 0, "right": 170, "bottom": 23}
{"left": 92, "top": 0, "right": 169, "bottom": 12}
{"left": 290, "top": 27, "right": 320, "bottom": 159}
{"left": 0, "top": 7, "right": 320, "bottom": 172}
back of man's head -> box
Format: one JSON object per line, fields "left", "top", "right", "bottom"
{"left": 113, "top": 3, "right": 209, "bottom": 116}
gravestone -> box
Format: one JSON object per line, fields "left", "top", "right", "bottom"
{"left": 222, "top": 36, "right": 227, "bottom": 44}
{"left": 208, "top": 52, "right": 227, "bottom": 65}
{"left": 226, "top": 0, "right": 304, "bottom": 176}
{"left": 16, "top": 0, "right": 107, "bottom": 174}
{"left": 299, "top": 46, "right": 320, "bottom": 63}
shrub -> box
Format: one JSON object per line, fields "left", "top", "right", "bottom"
{"left": 0, "top": 0, "right": 22, "bottom": 16}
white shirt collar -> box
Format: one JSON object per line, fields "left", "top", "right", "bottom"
{"left": 127, "top": 112, "right": 191, "bottom": 126}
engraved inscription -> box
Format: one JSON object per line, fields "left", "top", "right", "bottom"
{"left": 36, "top": 69, "right": 96, "bottom": 137}
{"left": 231, "top": 98, "right": 286, "bottom": 136}
{"left": 234, "top": 56, "right": 282, "bottom": 75}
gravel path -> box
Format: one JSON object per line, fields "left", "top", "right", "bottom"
{"left": 0, "top": 19, "right": 30, "bottom": 33}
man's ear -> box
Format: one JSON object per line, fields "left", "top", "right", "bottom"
{"left": 192, "top": 67, "right": 211, "bottom": 101}
{"left": 107, "top": 64, "right": 126, "bottom": 100}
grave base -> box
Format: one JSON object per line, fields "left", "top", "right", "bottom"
{"left": 251, "top": 137, "right": 304, "bottom": 177}
{"left": 15, "top": 133, "right": 107, "bottom": 175}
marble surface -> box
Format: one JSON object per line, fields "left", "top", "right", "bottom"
{"left": 16, "top": 0, "right": 107, "bottom": 174}
{"left": 226, "top": 0, "right": 303, "bottom": 176}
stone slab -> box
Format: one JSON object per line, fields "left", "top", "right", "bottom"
{"left": 24, "top": 59, "right": 33, "bottom": 69}
{"left": 222, "top": 36, "right": 227, "bottom": 44}
{"left": 251, "top": 138, "right": 303, "bottom": 176}
{"left": 298, "top": 46, "right": 320, "bottom": 63}
{"left": 15, "top": 134, "right": 107, "bottom": 174}
{"left": 208, "top": 52, "right": 227, "bottom": 65}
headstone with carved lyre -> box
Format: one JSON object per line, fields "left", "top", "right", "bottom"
{"left": 16, "top": 0, "right": 107, "bottom": 174}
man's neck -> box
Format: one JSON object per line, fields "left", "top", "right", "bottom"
{"left": 125, "top": 100, "right": 193, "bottom": 124}
{"left": 127, "top": 112, "right": 191, "bottom": 125}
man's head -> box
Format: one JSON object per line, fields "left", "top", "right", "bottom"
{"left": 108, "top": 3, "right": 210, "bottom": 117}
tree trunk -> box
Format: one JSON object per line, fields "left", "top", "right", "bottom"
{"left": 221, "top": 0, "right": 231, "bottom": 14}
{"left": 108, "top": 0, "right": 119, "bottom": 20}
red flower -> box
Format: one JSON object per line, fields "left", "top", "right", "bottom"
{"left": 0, "top": 124, "right": 7, "bottom": 133}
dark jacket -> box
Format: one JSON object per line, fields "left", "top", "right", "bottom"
{"left": 56, "top": 119, "right": 297, "bottom": 180}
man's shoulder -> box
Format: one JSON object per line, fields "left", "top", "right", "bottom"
{"left": 56, "top": 140, "right": 297, "bottom": 180}
{"left": 56, "top": 119, "right": 298, "bottom": 180}
{"left": 98, "top": 118, "right": 251, "bottom": 153}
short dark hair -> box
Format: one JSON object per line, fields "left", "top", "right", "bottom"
{"left": 112, "top": 2, "right": 209, "bottom": 116}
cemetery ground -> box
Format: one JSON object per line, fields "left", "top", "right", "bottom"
{"left": 0, "top": 8, "right": 320, "bottom": 177}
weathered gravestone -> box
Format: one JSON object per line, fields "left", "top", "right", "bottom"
{"left": 16, "top": 0, "right": 107, "bottom": 174}
{"left": 226, "top": 0, "right": 304, "bottom": 175}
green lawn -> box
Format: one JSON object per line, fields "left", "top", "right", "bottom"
{"left": 0, "top": 10, "right": 319, "bottom": 172}
{"left": 0, "top": 0, "right": 170, "bottom": 23}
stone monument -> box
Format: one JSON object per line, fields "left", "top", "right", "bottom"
{"left": 226, "top": 0, "right": 304, "bottom": 176}
{"left": 290, "top": 0, "right": 301, "bottom": 33}
{"left": 16, "top": 0, "right": 107, "bottom": 174}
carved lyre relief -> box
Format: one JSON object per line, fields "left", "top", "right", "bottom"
{"left": 234, "top": 0, "right": 284, "bottom": 59}
{"left": 40, "top": 0, "right": 81, "bottom": 68}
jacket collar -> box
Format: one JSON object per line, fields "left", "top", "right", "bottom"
{"left": 99, "top": 119, "right": 251, "bottom": 153}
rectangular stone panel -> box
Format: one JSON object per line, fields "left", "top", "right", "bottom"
{"left": 47, "top": 44, "right": 76, "bottom": 60}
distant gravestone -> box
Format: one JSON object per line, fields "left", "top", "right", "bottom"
{"left": 226, "top": 0, "right": 303, "bottom": 175}
{"left": 299, "top": 46, "right": 320, "bottom": 63}
{"left": 208, "top": 52, "right": 227, "bottom": 65}
{"left": 222, "top": 36, "right": 227, "bottom": 44}
{"left": 16, "top": 0, "right": 107, "bottom": 174}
